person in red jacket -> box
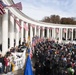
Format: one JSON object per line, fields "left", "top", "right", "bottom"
{"left": 4, "top": 55, "right": 10, "bottom": 73}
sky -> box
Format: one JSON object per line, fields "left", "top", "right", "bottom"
{"left": 14, "top": 0, "right": 76, "bottom": 20}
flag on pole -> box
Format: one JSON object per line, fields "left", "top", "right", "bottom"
{"left": 63, "top": 28, "right": 66, "bottom": 33}
{"left": 24, "top": 22, "right": 28, "bottom": 31}
{"left": 8, "top": 2, "right": 22, "bottom": 10}
{"left": 10, "top": 12, "right": 22, "bottom": 32}
{"left": 24, "top": 55, "right": 34, "bottom": 75}
{"left": 30, "top": 24, "right": 35, "bottom": 28}
{"left": 30, "top": 49, "right": 33, "bottom": 59}
{"left": 49, "top": 27, "right": 52, "bottom": 30}
{"left": 16, "top": 20, "right": 22, "bottom": 31}
{"left": 70, "top": 29, "right": 72, "bottom": 32}
{"left": 0, "top": 1, "right": 22, "bottom": 10}
{"left": 32, "top": 39, "right": 36, "bottom": 47}
{"left": 11, "top": 2, "right": 22, "bottom": 10}
{"left": 0, "top": 3, "right": 5, "bottom": 15}
{"left": 41, "top": 27, "right": 44, "bottom": 31}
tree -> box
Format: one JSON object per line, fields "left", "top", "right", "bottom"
{"left": 60, "top": 18, "right": 75, "bottom": 24}
{"left": 41, "top": 15, "right": 76, "bottom": 25}
{"left": 50, "top": 15, "right": 60, "bottom": 24}
{"left": 42, "top": 16, "right": 50, "bottom": 23}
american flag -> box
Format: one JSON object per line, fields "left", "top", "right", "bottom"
{"left": 41, "top": 27, "right": 44, "bottom": 31}
{"left": 30, "top": 24, "right": 35, "bottom": 28}
{"left": 0, "top": 3, "right": 5, "bottom": 15}
{"left": 10, "top": 12, "right": 22, "bottom": 31}
{"left": 70, "top": 29, "right": 72, "bottom": 32}
{"left": 30, "top": 49, "right": 33, "bottom": 59}
{"left": 16, "top": 20, "right": 22, "bottom": 31}
{"left": 49, "top": 27, "right": 52, "bottom": 30}
{"left": 0, "top": 1, "right": 22, "bottom": 10}
{"left": 9, "top": 2, "right": 22, "bottom": 10}
{"left": 32, "top": 39, "right": 36, "bottom": 47}
{"left": 63, "top": 28, "right": 66, "bottom": 33}
{"left": 24, "top": 22, "right": 28, "bottom": 31}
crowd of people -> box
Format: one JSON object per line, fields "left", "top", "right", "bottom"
{"left": 0, "top": 42, "right": 27, "bottom": 74}
{"left": 33, "top": 38, "right": 76, "bottom": 75}
{"left": 0, "top": 35, "right": 76, "bottom": 75}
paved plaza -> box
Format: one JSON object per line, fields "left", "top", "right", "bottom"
{"left": 14, "top": 69, "right": 23, "bottom": 75}
{"left": 1, "top": 69, "right": 23, "bottom": 75}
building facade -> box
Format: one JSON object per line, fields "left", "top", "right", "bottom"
{"left": 0, "top": 0, "right": 76, "bottom": 55}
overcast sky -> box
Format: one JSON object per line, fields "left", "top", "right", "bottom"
{"left": 14, "top": 0, "right": 76, "bottom": 20}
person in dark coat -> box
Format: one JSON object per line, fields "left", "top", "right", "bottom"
{"left": 44, "top": 57, "right": 50, "bottom": 75}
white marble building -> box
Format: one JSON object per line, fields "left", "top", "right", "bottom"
{"left": 0, "top": 0, "right": 76, "bottom": 55}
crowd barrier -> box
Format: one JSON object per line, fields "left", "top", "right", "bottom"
{"left": 11, "top": 48, "right": 27, "bottom": 71}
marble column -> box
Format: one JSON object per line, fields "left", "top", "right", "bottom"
{"left": 21, "top": 21, "right": 24, "bottom": 44}
{"left": 52, "top": 28, "right": 55, "bottom": 39}
{"left": 66, "top": 28, "right": 68, "bottom": 40}
{"left": 63, "top": 29, "right": 65, "bottom": 39}
{"left": 75, "top": 29, "right": 76, "bottom": 39}
{"left": 52, "top": 28, "right": 54, "bottom": 39}
{"left": 30, "top": 25, "right": 33, "bottom": 44}
{"left": 15, "top": 18, "right": 20, "bottom": 46}
{"left": 61, "top": 28, "right": 62, "bottom": 41}
{"left": 38, "top": 26, "right": 40, "bottom": 38}
{"left": 25, "top": 23, "right": 28, "bottom": 43}
{"left": 69, "top": 29, "right": 70, "bottom": 39}
{"left": 34, "top": 26, "right": 36, "bottom": 36}
{"left": 2, "top": 9, "right": 9, "bottom": 55}
{"left": 49, "top": 29, "right": 51, "bottom": 38}
{"left": 47, "top": 28, "right": 49, "bottom": 38}
{"left": 59, "top": 28, "right": 60, "bottom": 41}
{"left": 42, "top": 27, "right": 44, "bottom": 38}
{"left": 59, "top": 28, "right": 62, "bottom": 42}
{"left": 72, "top": 28, "right": 73, "bottom": 41}
{"left": 10, "top": 13, "right": 14, "bottom": 48}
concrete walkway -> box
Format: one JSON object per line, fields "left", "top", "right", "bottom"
{"left": 1, "top": 69, "right": 23, "bottom": 75}
{"left": 14, "top": 69, "right": 24, "bottom": 75}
